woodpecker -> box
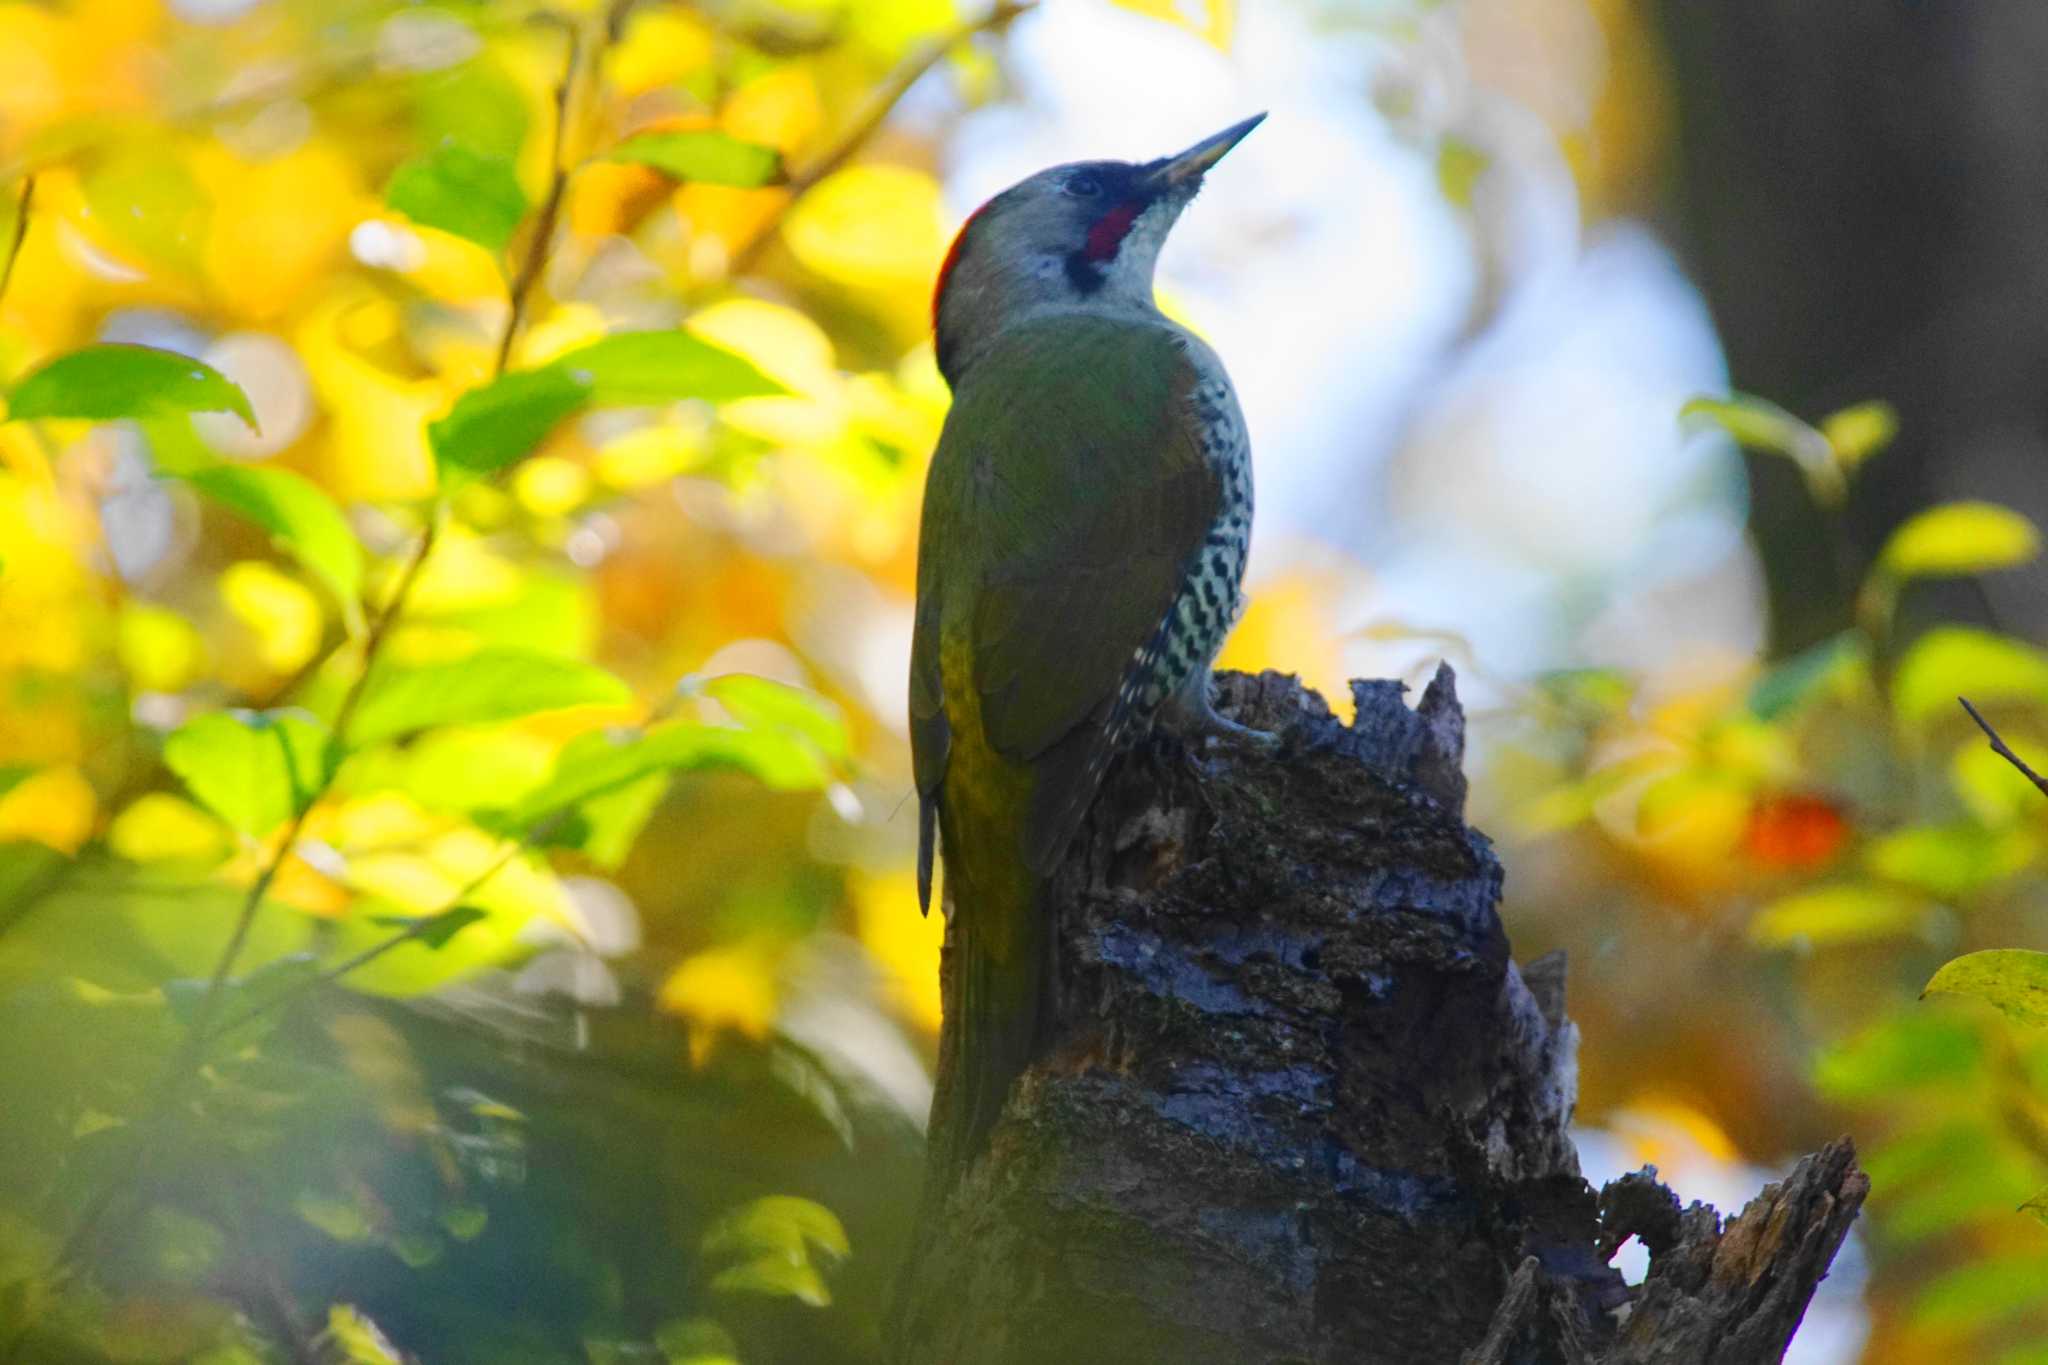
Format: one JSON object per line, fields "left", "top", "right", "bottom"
{"left": 911, "top": 115, "right": 1267, "bottom": 1168}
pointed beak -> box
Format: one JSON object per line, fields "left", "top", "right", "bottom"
{"left": 1140, "top": 113, "right": 1266, "bottom": 193}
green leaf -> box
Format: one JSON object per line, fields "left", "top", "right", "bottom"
{"left": 8, "top": 344, "right": 255, "bottom": 428}
{"left": 428, "top": 365, "right": 593, "bottom": 482}
{"left": 494, "top": 720, "right": 828, "bottom": 833}
{"left": 1865, "top": 823, "right": 2034, "bottom": 898}
{"left": 1893, "top": 627, "right": 2048, "bottom": 730}
{"left": 608, "top": 130, "right": 785, "bottom": 187}
{"left": 416, "top": 58, "right": 530, "bottom": 161}
{"left": 1812, "top": 1010, "right": 1985, "bottom": 1103}
{"left": 1748, "top": 632, "right": 1869, "bottom": 721}
{"left": 1884, "top": 1151, "right": 2046, "bottom": 1246}
{"left": 390, "top": 1231, "right": 444, "bottom": 1269}
{"left": 439, "top": 1204, "right": 489, "bottom": 1242}
{"left": 323, "top": 1306, "right": 405, "bottom": 1365}
{"left": 655, "top": 1318, "right": 740, "bottom": 1365}
{"left": 428, "top": 333, "right": 781, "bottom": 483}
{"left": 1748, "top": 882, "right": 1928, "bottom": 949}
{"left": 1530, "top": 668, "right": 1634, "bottom": 717}
{"left": 1863, "top": 1120, "right": 1998, "bottom": 1195}
{"left": 140, "top": 1206, "right": 225, "bottom": 1285}
{"left": 176, "top": 463, "right": 364, "bottom": 630}
{"left": 1681, "top": 393, "right": 1839, "bottom": 503}
{"left": 1911, "top": 1249, "right": 2048, "bottom": 1331}
{"left": 297, "top": 1192, "right": 375, "bottom": 1244}
{"left": 367, "top": 905, "right": 487, "bottom": 950}
{"left": 708, "top": 1255, "right": 831, "bottom": 1307}
{"left": 163, "top": 952, "right": 322, "bottom": 1038}
{"left": 701, "top": 1195, "right": 847, "bottom": 1308}
{"left": 2024, "top": 1185, "right": 2048, "bottom": 1230}
{"left": 346, "top": 649, "right": 631, "bottom": 748}
{"left": 569, "top": 773, "right": 668, "bottom": 870}
{"left": 699, "top": 674, "right": 849, "bottom": 762}
{"left": 82, "top": 145, "right": 211, "bottom": 271}
{"left": 162, "top": 710, "right": 330, "bottom": 835}
{"left": 385, "top": 141, "right": 527, "bottom": 252}
{"left": 1924, "top": 949, "right": 2048, "bottom": 1028}
{"left": 1878, "top": 501, "right": 2041, "bottom": 580}
{"left": 554, "top": 330, "right": 786, "bottom": 406}
{"left": 702, "top": 1194, "right": 849, "bottom": 1262}
{"left": 1819, "top": 400, "right": 1897, "bottom": 468}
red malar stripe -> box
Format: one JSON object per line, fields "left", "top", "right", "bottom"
{"left": 1083, "top": 199, "right": 1143, "bottom": 262}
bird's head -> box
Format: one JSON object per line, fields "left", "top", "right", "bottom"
{"left": 932, "top": 113, "right": 1264, "bottom": 385}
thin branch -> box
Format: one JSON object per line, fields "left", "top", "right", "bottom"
{"left": 58, "top": 13, "right": 607, "bottom": 1276}
{"left": 497, "top": 19, "right": 582, "bottom": 375}
{"left": 203, "top": 811, "right": 571, "bottom": 1041}
{"left": 1959, "top": 696, "right": 2048, "bottom": 800}
{"left": 0, "top": 175, "right": 33, "bottom": 309}
{"left": 726, "top": 0, "right": 1036, "bottom": 276}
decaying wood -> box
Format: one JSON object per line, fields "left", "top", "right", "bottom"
{"left": 892, "top": 669, "right": 1863, "bottom": 1364}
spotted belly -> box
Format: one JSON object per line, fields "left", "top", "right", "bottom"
{"left": 1114, "top": 368, "right": 1253, "bottom": 735}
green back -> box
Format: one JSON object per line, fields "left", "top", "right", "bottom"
{"left": 911, "top": 312, "right": 1222, "bottom": 884}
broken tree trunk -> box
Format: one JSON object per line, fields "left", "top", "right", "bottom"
{"left": 892, "top": 669, "right": 1865, "bottom": 1364}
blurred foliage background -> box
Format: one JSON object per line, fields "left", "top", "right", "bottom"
{"left": 0, "top": 0, "right": 2044, "bottom": 1361}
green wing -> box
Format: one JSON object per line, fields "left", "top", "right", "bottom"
{"left": 911, "top": 315, "right": 1222, "bottom": 889}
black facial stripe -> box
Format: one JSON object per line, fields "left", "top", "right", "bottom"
{"left": 1064, "top": 250, "right": 1107, "bottom": 293}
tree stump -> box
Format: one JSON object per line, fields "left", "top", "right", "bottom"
{"left": 891, "top": 669, "right": 1864, "bottom": 1364}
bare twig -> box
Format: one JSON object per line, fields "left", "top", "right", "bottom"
{"left": 0, "top": 176, "right": 33, "bottom": 309}
{"left": 56, "top": 12, "right": 610, "bottom": 1280}
{"left": 497, "top": 18, "right": 582, "bottom": 375}
{"left": 726, "top": 0, "right": 1036, "bottom": 276}
{"left": 1960, "top": 696, "right": 2048, "bottom": 799}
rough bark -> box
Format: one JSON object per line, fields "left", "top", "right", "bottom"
{"left": 892, "top": 669, "right": 1864, "bottom": 1364}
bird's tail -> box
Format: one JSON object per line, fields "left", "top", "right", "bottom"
{"left": 930, "top": 844, "right": 1048, "bottom": 1179}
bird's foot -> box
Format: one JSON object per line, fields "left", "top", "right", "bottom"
{"left": 1164, "top": 695, "right": 1280, "bottom": 761}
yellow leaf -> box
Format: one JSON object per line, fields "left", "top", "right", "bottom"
{"left": 690, "top": 298, "right": 849, "bottom": 448}
{"left": 1634, "top": 769, "right": 1750, "bottom": 871}
{"left": 513, "top": 456, "right": 591, "bottom": 518}
{"left": 1749, "top": 883, "right": 1927, "bottom": 949}
{"left": 396, "top": 525, "right": 523, "bottom": 616}
{"left": 659, "top": 941, "right": 781, "bottom": 1064}
{"left": 115, "top": 602, "right": 205, "bottom": 692}
{"left": 193, "top": 138, "right": 367, "bottom": 321}
{"left": 295, "top": 292, "right": 443, "bottom": 501}
{"left": 1820, "top": 401, "right": 1898, "bottom": 468}
{"left": 0, "top": 764, "right": 95, "bottom": 853}
{"left": 108, "top": 793, "right": 229, "bottom": 863}
{"left": 782, "top": 165, "right": 948, "bottom": 294}
{"left": 594, "top": 423, "right": 709, "bottom": 489}
{"left": 1951, "top": 730, "right": 2048, "bottom": 825}
{"left": 1608, "top": 1096, "right": 1741, "bottom": 1167}
{"left": 1110, "top": 0, "right": 1235, "bottom": 49}
{"left": 512, "top": 301, "right": 610, "bottom": 369}
{"left": 852, "top": 869, "right": 943, "bottom": 1033}
{"left": 688, "top": 298, "right": 838, "bottom": 396}
{"left": 1923, "top": 948, "right": 2048, "bottom": 1029}
{"left": 1878, "top": 501, "right": 2041, "bottom": 580}
{"left": 1681, "top": 394, "right": 1840, "bottom": 504}
{"left": 608, "top": 8, "right": 715, "bottom": 95}
{"left": 221, "top": 560, "right": 323, "bottom": 675}
{"left": 721, "top": 64, "right": 824, "bottom": 154}
{"left": 1893, "top": 628, "right": 2048, "bottom": 730}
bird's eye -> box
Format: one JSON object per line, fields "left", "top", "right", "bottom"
{"left": 1065, "top": 173, "right": 1102, "bottom": 197}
